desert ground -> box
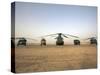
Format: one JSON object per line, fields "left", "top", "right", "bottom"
{"left": 15, "top": 44, "right": 97, "bottom": 73}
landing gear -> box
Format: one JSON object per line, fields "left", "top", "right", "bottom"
{"left": 56, "top": 41, "right": 64, "bottom": 46}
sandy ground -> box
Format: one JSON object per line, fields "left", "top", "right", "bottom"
{"left": 15, "top": 45, "right": 97, "bottom": 73}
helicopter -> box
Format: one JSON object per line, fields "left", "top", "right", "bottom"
{"left": 40, "top": 33, "right": 79, "bottom": 46}
{"left": 74, "top": 39, "right": 80, "bottom": 45}
{"left": 41, "top": 38, "right": 46, "bottom": 46}
{"left": 86, "top": 37, "right": 97, "bottom": 45}
{"left": 11, "top": 37, "right": 36, "bottom": 46}
{"left": 17, "top": 38, "right": 27, "bottom": 46}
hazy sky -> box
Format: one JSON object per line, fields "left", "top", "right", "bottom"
{"left": 15, "top": 2, "right": 97, "bottom": 44}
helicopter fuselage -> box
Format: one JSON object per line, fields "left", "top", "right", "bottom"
{"left": 56, "top": 35, "right": 64, "bottom": 46}
{"left": 17, "top": 39, "right": 27, "bottom": 46}
{"left": 74, "top": 40, "right": 80, "bottom": 45}
{"left": 41, "top": 39, "right": 46, "bottom": 46}
{"left": 90, "top": 38, "right": 97, "bottom": 45}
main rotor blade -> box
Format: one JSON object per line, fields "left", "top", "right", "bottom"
{"left": 12, "top": 37, "right": 37, "bottom": 41}
{"left": 39, "top": 33, "right": 63, "bottom": 38}
{"left": 91, "top": 37, "right": 97, "bottom": 39}
{"left": 11, "top": 37, "right": 24, "bottom": 39}
{"left": 26, "top": 38, "right": 37, "bottom": 41}
{"left": 64, "top": 34, "right": 79, "bottom": 38}
{"left": 15, "top": 38, "right": 23, "bottom": 39}
{"left": 62, "top": 34, "right": 68, "bottom": 38}
{"left": 83, "top": 36, "right": 97, "bottom": 40}
{"left": 12, "top": 37, "right": 25, "bottom": 39}
{"left": 83, "top": 38, "right": 90, "bottom": 40}
{"left": 44, "top": 33, "right": 58, "bottom": 37}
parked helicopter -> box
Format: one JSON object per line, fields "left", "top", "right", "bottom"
{"left": 17, "top": 38, "right": 27, "bottom": 46}
{"left": 40, "top": 33, "right": 79, "bottom": 46}
{"left": 11, "top": 37, "right": 36, "bottom": 46}
{"left": 41, "top": 38, "right": 46, "bottom": 46}
{"left": 74, "top": 39, "right": 80, "bottom": 45}
{"left": 86, "top": 37, "right": 97, "bottom": 45}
